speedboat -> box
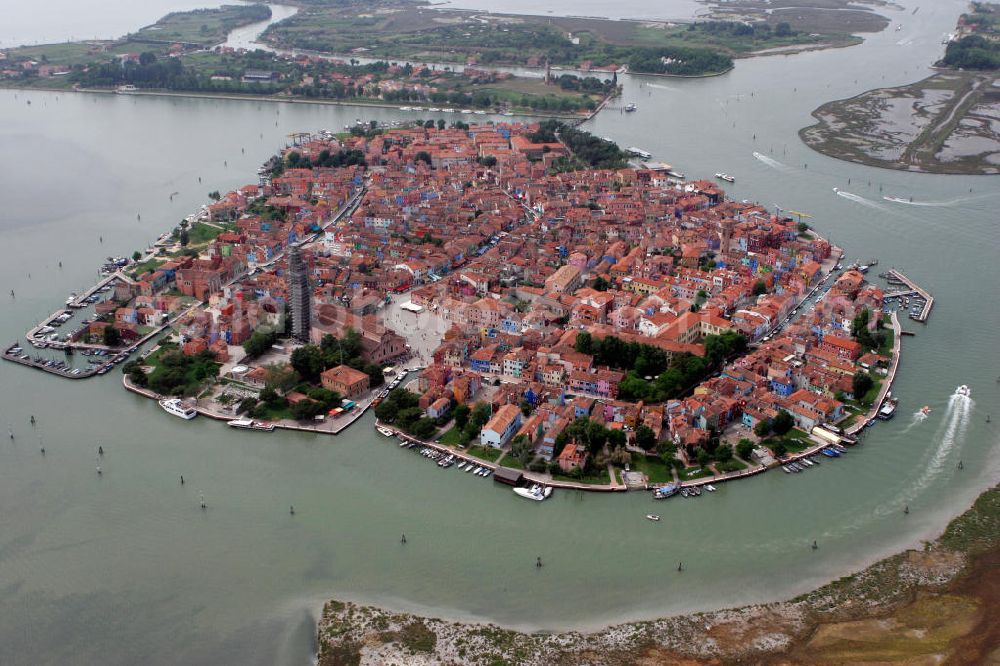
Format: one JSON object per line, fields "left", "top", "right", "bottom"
{"left": 513, "top": 486, "right": 545, "bottom": 501}
{"left": 646, "top": 514, "right": 660, "bottom": 521}
{"left": 920, "top": 405, "right": 932, "bottom": 415}
{"left": 956, "top": 385, "right": 971, "bottom": 397}
{"left": 705, "top": 484, "right": 716, "bottom": 492}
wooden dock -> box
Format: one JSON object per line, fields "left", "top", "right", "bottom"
{"left": 883, "top": 269, "right": 933, "bottom": 322}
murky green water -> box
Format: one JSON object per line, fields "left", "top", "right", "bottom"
{"left": 0, "top": 0, "right": 998, "bottom": 663}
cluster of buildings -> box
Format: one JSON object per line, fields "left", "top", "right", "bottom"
{"left": 114, "top": 121, "right": 886, "bottom": 472}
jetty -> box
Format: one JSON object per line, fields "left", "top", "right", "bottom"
{"left": 882, "top": 269, "right": 933, "bottom": 322}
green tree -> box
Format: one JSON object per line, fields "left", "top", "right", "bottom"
{"left": 754, "top": 420, "right": 770, "bottom": 438}
{"left": 179, "top": 229, "right": 189, "bottom": 247}
{"left": 243, "top": 329, "right": 277, "bottom": 359}
{"left": 753, "top": 280, "right": 767, "bottom": 296}
{"left": 132, "top": 250, "right": 142, "bottom": 261}
{"left": 290, "top": 345, "right": 327, "bottom": 383}
{"left": 852, "top": 371, "right": 874, "bottom": 401}
{"left": 453, "top": 403, "right": 470, "bottom": 431}
{"left": 635, "top": 424, "right": 656, "bottom": 451}
{"left": 592, "top": 276, "right": 610, "bottom": 291}
{"left": 772, "top": 409, "right": 794, "bottom": 436}
{"left": 771, "top": 440, "right": 788, "bottom": 458}
{"left": 696, "top": 447, "right": 711, "bottom": 468}
{"left": 714, "top": 443, "right": 733, "bottom": 462}
{"left": 736, "top": 438, "right": 755, "bottom": 461}
{"left": 102, "top": 325, "right": 121, "bottom": 347}
{"left": 414, "top": 150, "right": 433, "bottom": 165}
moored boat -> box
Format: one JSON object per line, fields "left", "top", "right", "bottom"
{"left": 159, "top": 398, "right": 197, "bottom": 420}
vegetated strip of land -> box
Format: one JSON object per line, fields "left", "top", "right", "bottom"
{"left": 316, "top": 483, "right": 1000, "bottom": 665}
{"left": 259, "top": 0, "right": 882, "bottom": 76}
{"left": 800, "top": 71, "right": 1000, "bottom": 175}
{"left": 0, "top": 9, "right": 616, "bottom": 116}
{"left": 798, "top": 2, "right": 1000, "bottom": 176}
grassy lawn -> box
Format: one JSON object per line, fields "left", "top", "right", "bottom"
{"left": 499, "top": 454, "right": 525, "bottom": 470}
{"left": 680, "top": 467, "right": 714, "bottom": 481}
{"left": 552, "top": 468, "right": 611, "bottom": 485}
{"left": 879, "top": 316, "right": 895, "bottom": 357}
{"left": 631, "top": 454, "right": 675, "bottom": 484}
{"left": 467, "top": 445, "right": 503, "bottom": 463}
{"left": 129, "top": 257, "right": 165, "bottom": 279}
{"left": 187, "top": 222, "right": 226, "bottom": 245}
{"left": 438, "top": 426, "right": 464, "bottom": 446}
{"left": 715, "top": 459, "right": 747, "bottom": 473}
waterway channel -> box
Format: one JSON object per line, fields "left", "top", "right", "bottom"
{"left": 0, "top": 0, "right": 998, "bottom": 664}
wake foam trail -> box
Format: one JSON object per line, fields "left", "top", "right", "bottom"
{"left": 878, "top": 388, "right": 974, "bottom": 516}
{"left": 834, "top": 188, "right": 890, "bottom": 211}
{"left": 646, "top": 83, "right": 679, "bottom": 91}
{"left": 901, "top": 410, "right": 929, "bottom": 433}
{"left": 883, "top": 192, "right": 1000, "bottom": 207}
{"left": 752, "top": 151, "right": 793, "bottom": 172}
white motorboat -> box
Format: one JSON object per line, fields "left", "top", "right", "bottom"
{"left": 228, "top": 418, "right": 275, "bottom": 431}
{"left": 956, "top": 384, "right": 971, "bottom": 397}
{"left": 159, "top": 398, "right": 197, "bottom": 420}
{"left": 646, "top": 514, "right": 660, "bottom": 522}
{"left": 715, "top": 172, "right": 735, "bottom": 183}
{"left": 513, "top": 486, "right": 545, "bottom": 501}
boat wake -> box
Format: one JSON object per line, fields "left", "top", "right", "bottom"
{"left": 901, "top": 410, "right": 930, "bottom": 433}
{"left": 833, "top": 187, "right": 890, "bottom": 211}
{"left": 882, "top": 192, "right": 1000, "bottom": 207}
{"left": 752, "top": 151, "right": 793, "bottom": 172}
{"left": 880, "top": 387, "right": 974, "bottom": 515}
{"left": 646, "top": 83, "right": 679, "bottom": 91}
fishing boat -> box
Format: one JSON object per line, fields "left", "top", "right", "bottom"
{"left": 715, "top": 172, "right": 735, "bottom": 183}
{"left": 878, "top": 397, "right": 898, "bottom": 420}
{"left": 646, "top": 514, "right": 660, "bottom": 522}
{"left": 159, "top": 398, "right": 197, "bottom": 420}
{"left": 653, "top": 484, "right": 679, "bottom": 499}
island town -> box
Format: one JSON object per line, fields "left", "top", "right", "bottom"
{"left": 4, "top": 119, "right": 912, "bottom": 500}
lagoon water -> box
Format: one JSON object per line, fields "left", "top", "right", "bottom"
{"left": 1, "top": 0, "right": 999, "bottom": 664}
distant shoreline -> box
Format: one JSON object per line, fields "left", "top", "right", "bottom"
{"left": 0, "top": 84, "right": 582, "bottom": 119}
{"left": 316, "top": 483, "right": 1000, "bottom": 665}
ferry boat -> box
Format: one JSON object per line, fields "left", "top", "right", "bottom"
{"left": 227, "top": 418, "right": 275, "bottom": 431}
{"left": 715, "top": 172, "right": 735, "bottom": 183}
{"left": 627, "top": 147, "right": 652, "bottom": 159}
{"left": 159, "top": 398, "right": 197, "bottom": 420}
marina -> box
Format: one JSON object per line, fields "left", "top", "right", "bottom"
{"left": 880, "top": 268, "right": 934, "bottom": 322}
